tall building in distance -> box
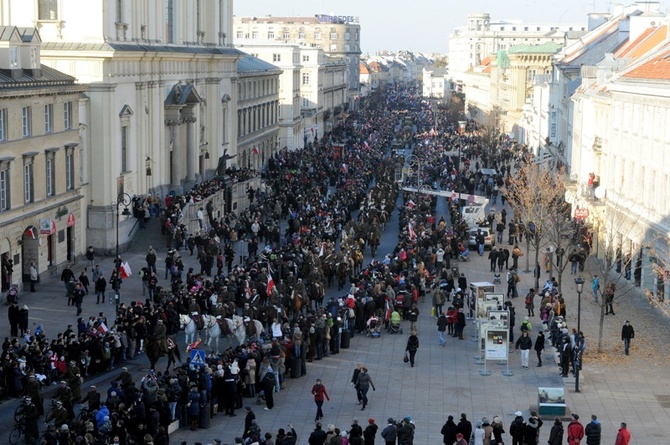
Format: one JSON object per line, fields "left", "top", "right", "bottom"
{"left": 234, "top": 14, "right": 361, "bottom": 109}
{"left": 449, "top": 13, "right": 586, "bottom": 83}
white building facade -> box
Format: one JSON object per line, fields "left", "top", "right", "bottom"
{"left": 0, "top": 0, "right": 242, "bottom": 251}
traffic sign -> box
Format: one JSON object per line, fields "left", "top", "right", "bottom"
{"left": 574, "top": 208, "right": 590, "bottom": 219}
{"left": 190, "top": 349, "right": 205, "bottom": 366}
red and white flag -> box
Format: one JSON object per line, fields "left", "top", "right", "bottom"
{"left": 408, "top": 223, "right": 416, "bottom": 241}
{"left": 267, "top": 274, "right": 276, "bottom": 296}
{"left": 120, "top": 261, "right": 132, "bottom": 279}
{"left": 407, "top": 200, "right": 416, "bottom": 209}
{"left": 98, "top": 322, "right": 109, "bottom": 335}
{"left": 252, "top": 147, "right": 259, "bottom": 155}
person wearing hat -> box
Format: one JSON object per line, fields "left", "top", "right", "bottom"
{"left": 472, "top": 420, "right": 485, "bottom": 445}
{"left": 65, "top": 360, "right": 82, "bottom": 401}
{"left": 23, "top": 396, "right": 40, "bottom": 444}
{"left": 349, "top": 418, "right": 363, "bottom": 442}
{"left": 308, "top": 422, "right": 327, "bottom": 445}
{"left": 567, "top": 414, "right": 584, "bottom": 445}
{"left": 454, "top": 433, "right": 468, "bottom": 445}
{"left": 364, "top": 419, "right": 378, "bottom": 445}
{"left": 509, "top": 411, "right": 526, "bottom": 445}
{"left": 381, "top": 418, "right": 397, "bottom": 445}
{"left": 81, "top": 385, "right": 101, "bottom": 411}
{"left": 46, "top": 400, "right": 69, "bottom": 428}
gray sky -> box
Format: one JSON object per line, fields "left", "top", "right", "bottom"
{"left": 234, "top": 0, "right": 670, "bottom": 54}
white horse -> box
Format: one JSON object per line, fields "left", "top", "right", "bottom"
{"left": 201, "top": 314, "right": 223, "bottom": 354}
{"left": 223, "top": 315, "right": 266, "bottom": 346}
{"left": 179, "top": 314, "right": 198, "bottom": 346}
{"left": 224, "top": 315, "right": 246, "bottom": 346}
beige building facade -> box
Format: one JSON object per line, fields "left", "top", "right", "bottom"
{"left": 0, "top": 26, "right": 86, "bottom": 290}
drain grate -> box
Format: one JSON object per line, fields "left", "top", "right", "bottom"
{"left": 656, "top": 395, "right": 670, "bottom": 408}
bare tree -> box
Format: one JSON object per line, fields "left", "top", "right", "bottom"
{"left": 502, "top": 162, "right": 567, "bottom": 290}
{"left": 585, "top": 198, "right": 641, "bottom": 353}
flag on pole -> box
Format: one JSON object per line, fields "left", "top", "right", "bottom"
{"left": 252, "top": 147, "right": 259, "bottom": 155}
{"left": 266, "top": 274, "right": 275, "bottom": 296}
{"left": 319, "top": 241, "right": 327, "bottom": 257}
{"left": 97, "top": 322, "right": 109, "bottom": 335}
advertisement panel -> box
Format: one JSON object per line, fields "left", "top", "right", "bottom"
{"left": 485, "top": 329, "right": 509, "bottom": 360}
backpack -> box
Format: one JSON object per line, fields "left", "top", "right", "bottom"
{"left": 525, "top": 294, "right": 532, "bottom": 305}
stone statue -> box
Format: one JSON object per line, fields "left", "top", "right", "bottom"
{"left": 216, "top": 149, "right": 236, "bottom": 176}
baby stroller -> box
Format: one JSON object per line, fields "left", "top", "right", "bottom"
{"left": 366, "top": 315, "right": 382, "bottom": 337}
{"left": 493, "top": 273, "right": 501, "bottom": 284}
{"left": 6, "top": 284, "right": 18, "bottom": 304}
{"left": 387, "top": 311, "right": 403, "bottom": 334}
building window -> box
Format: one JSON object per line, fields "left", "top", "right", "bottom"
{"left": 236, "top": 30, "right": 243, "bottom": 39}
{"left": 268, "top": 30, "right": 275, "bottom": 39}
{"left": 121, "top": 125, "right": 129, "bottom": 172}
{"left": 252, "top": 31, "right": 258, "bottom": 39}
{"left": 24, "top": 161, "right": 34, "bottom": 204}
{"left": 273, "top": 53, "right": 281, "bottom": 62}
{"left": 302, "top": 54, "right": 310, "bottom": 62}
{"left": 330, "top": 30, "right": 337, "bottom": 40}
{"left": 63, "top": 102, "right": 72, "bottom": 130}
{"left": 345, "top": 32, "right": 351, "bottom": 41}
{"left": 298, "top": 28, "right": 305, "bottom": 39}
{"left": 283, "top": 31, "right": 290, "bottom": 39}
{"left": 22, "top": 107, "right": 32, "bottom": 138}
{"left": 314, "top": 32, "right": 321, "bottom": 40}
{"left": 302, "top": 72, "right": 310, "bottom": 85}
{"left": 66, "top": 147, "right": 75, "bottom": 190}
{"left": 302, "top": 97, "right": 310, "bottom": 108}
{"left": 0, "top": 109, "right": 6, "bottom": 142}
{"left": 329, "top": 44, "right": 337, "bottom": 52}
{"left": 165, "top": 0, "right": 174, "bottom": 43}
{"left": 344, "top": 44, "right": 350, "bottom": 52}
{"left": 500, "top": 27, "right": 505, "bottom": 31}
{"left": 38, "top": 0, "right": 58, "bottom": 20}
{"left": 0, "top": 164, "right": 9, "bottom": 211}
{"left": 46, "top": 152, "right": 55, "bottom": 197}
{"left": 44, "top": 104, "right": 53, "bottom": 134}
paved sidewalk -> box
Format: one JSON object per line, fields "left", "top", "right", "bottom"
{"left": 4, "top": 212, "right": 668, "bottom": 444}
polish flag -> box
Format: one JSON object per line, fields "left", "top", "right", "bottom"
{"left": 252, "top": 147, "right": 259, "bottom": 155}
{"left": 187, "top": 339, "right": 201, "bottom": 352}
{"left": 407, "top": 200, "right": 416, "bottom": 209}
{"left": 120, "top": 261, "right": 132, "bottom": 279}
{"left": 408, "top": 223, "right": 416, "bottom": 241}
{"left": 319, "top": 242, "right": 327, "bottom": 257}
{"left": 266, "top": 274, "right": 276, "bottom": 296}
{"left": 97, "top": 322, "right": 109, "bottom": 335}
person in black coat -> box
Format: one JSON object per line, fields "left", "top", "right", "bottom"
{"left": 308, "top": 423, "right": 327, "bottom": 445}
{"left": 455, "top": 309, "right": 466, "bottom": 339}
{"left": 457, "top": 413, "right": 472, "bottom": 443}
{"left": 584, "top": 414, "right": 602, "bottom": 445}
{"left": 8, "top": 301, "right": 19, "bottom": 337}
{"left": 18, "top": 304, "right": 29, "bottom": 336}
{"left": 405, "top": 333, "right": 419, "bottom": 367}
{"left": 441, "top": 415, "right": 458, "bottom": 445}
{"left": 547, "top": 417, "right": 564, "bottom": 445}
{"left": 363, "top": 419, "right": 379, "bottom": 445}
{"left": 534, "top": 331, "right": 545, "bottom": 367}
{"left": 509, "top": 411, "right": 526, "bottom": 445}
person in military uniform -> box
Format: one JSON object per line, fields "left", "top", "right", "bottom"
{"left": 154, "top": 320, "right": 168, "bottom": 355}
{"left": 23, "top": 374, "right": 44, "bottom": 416}
{"left": 80, "top": 385, "right": 101, "bottom": 411}
{"left": 23, "top": 396, "right": 40, "bottom": 445}
{"left": 64, "top": 360, "right": 82, "bottom": 401}
{"left": 55, "top": 381, "right": 75, "bottom": 421}
{"left": 45, "top": 400, "right": 69, "bottom": 427}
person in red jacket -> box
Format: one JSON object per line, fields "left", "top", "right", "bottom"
{"left": 567, "top": 413, "right": 584, "bottom": 445}
{"left": 615, "top": 422, "right": 631, "bottom": 445}
{"left": 311, "top": 378, "right": 330, "bottom": 422}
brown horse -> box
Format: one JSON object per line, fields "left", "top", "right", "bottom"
{"left": 336, "top": 259, "right": 350, "bottom": 291}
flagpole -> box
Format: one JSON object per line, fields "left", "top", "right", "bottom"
{"left": 113, "top": 193, "right": 132, "bottom": 309}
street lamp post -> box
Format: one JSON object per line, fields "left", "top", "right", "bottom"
{"left": 457, "top": 121, "right": 467, "bottom": 222}
{"left": 113, "top": 193, "right": 132, "bottom": 306}
{"left": 574, "top": 276, "right": 585, "bottom": 393}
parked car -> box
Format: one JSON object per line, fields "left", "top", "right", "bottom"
{"left": 468, "top": 227, "right": 495, "bottom": 250}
